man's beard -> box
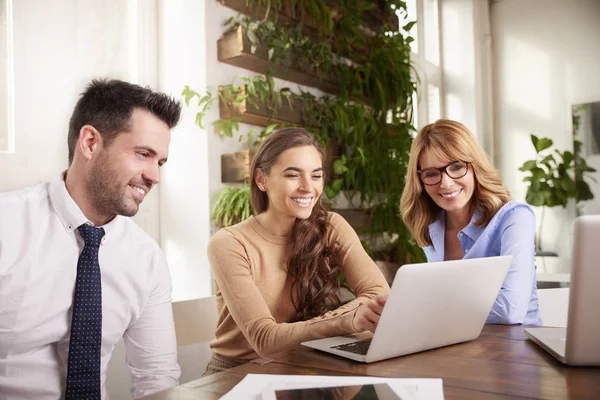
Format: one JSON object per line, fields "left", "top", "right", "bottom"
{"left": 88, "top": 154, "right": 140, "bottom": 219}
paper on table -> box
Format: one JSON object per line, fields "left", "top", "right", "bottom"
{"left": 220, "top": 374, "right": 444, "bottom": 400}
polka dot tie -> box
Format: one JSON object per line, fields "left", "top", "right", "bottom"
{"left": 65, "top": 224, "right": 105, "bottom": 400}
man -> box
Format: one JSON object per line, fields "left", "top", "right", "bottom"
{"left": 0, "top": 79, "right": 182, "bottom": 399}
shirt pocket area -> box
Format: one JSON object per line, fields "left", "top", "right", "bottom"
{"left": 0, "top": 274, "right": 27, "bottom": 332}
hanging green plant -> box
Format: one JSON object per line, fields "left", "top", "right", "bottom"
{"left": 185, "top": 0, "right": 423, "bottom": 264}
{"left": 212, "top": 184, "right": 252, "bottom": 227}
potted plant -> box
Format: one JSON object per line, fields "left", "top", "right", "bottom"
{"left": 518, "top": 134, "right": 596, "bottom": 253}
{"left": 211, "top": 184, "right": 252, "bottom": 227}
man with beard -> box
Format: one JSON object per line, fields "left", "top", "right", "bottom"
{"left": 0, "top": 79, "right": 182, "bottom": 399}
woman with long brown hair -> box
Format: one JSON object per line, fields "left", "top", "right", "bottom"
{"left": 204, "top": 128, "right": 390, "bottom": 375}
{"left": 400, "top": 119, "right": 541, "bottom": 326}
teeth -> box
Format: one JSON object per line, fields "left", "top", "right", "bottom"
{"left": 292, "top": 197, "right": 312, "bottom": 205}
{"left": 440, "top": 190, "right": 460, "bottom": 198}
{"left": 129, "top": 185, "right": 146, "bottom": 195}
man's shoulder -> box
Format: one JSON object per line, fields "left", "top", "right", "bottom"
{"left": 113, "top": 216, "right": 163, "bottom": 254}
{"left": 0, "top": 182, "right": 52, "bottom": 226}
{"left": 0, "top": 182, "right": 51, "bottom": 207}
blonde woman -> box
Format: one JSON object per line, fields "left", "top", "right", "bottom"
{"left": 400, "top": 119, "right": 541, "bottom": 325}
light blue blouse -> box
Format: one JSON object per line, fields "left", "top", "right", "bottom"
{"left": 423, "top": 201, "right": 542, "bottom": 326}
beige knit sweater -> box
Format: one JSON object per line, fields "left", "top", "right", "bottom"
{"left": 207, "top": 212, "right": 390, "bottom": 361}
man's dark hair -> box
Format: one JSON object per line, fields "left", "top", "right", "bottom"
{"left": 67, "top": 78, "right": 182, "bottom": 164}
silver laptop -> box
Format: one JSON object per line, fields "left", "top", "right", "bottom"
{"left": 525, "top": 215, "right": 600, "bottom": 366}
{"left": 302, "top": 256, "right": 513, "bottom": 363}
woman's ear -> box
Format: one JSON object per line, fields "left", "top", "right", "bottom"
{"left": 254, "top": 168, "right": 266, "bottom": 191}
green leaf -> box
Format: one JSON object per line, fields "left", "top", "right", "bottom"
{"left": 530, "top": 167, "right": 547, "bottom": 181}
{"left": 181, "top": 85, "right": 197, "bottom": 106}
{"left": 195, "top": 112, "right": 205, "bottom": 129}
{"left": 402, "top": 21, "right": 417, "bottom": 31}
{"left": 518, "top": 160, "right": 538, "bottom": 171}
{"left": 333, "top": 157, "right": 348, "bottom": 175}
{"left": 559, "top": 175, "right": 576, "bottom": 193}
{"left": 331, "top": 178, "right": 343, "bottom": 191}
{"left": 576, "top": 181, "right": 594, "bottom": 202}
{"left": 263, "top": 123, "right": 278, "bottom": 136}
{"left": 525, "top": 190, "right": 546, "bottom": 207}
{"left": 535, "top": 137, "right": 553, "bottom": 153}
{"left": 561, "top": 150, "right": 574, "bottom": 166}
{"left": 233, "top": 95, "right": 246, "bottom": 104}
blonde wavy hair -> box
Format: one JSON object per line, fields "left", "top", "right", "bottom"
{"left": 400, "top": 119, "right": 510, "bottom": 247}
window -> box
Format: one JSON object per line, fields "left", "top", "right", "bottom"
{"left": 0, "top": 0, "right": 14, "bottom": 153}
{"left": 403, "top": 0, "right": 443, "bottom": 128}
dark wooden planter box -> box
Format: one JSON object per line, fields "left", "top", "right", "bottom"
{"left": 218, "top": 0, "right": 397, "bottom": 35}
{"left": 217, "top": 25, "right": 340, "bottom": 94}
{"left": 221, "top": 149, "right": 257, "bottom": 183}
{"left": 217, "top": 0, "right": 389, "bottom": 63}
{"left": 219, "top": 84, "right": 303, "bottom": 127}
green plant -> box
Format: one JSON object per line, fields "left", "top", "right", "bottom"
{"left": 212, "top": 184, "right": 252, "bottom": 227}
{"left": 519, "top": 134, "right": 597, "bottom": 250}
{"left": 185, "top": 0, "right": 423, "bottom": 264}
{"left": 182, "top": 75, "right": 288, "bottom": 142}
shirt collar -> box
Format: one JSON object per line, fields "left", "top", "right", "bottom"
{"left": 462, "top": 206, "right": 485, "bottom": 242}
{"left": 428, "top": 211, "right": 445, "bottom": 254}
{"left": 428, "top": 206, "right": 485, "bottom": 249}
{"left": 49, "top": 171, "right": 118, "bottom": 235}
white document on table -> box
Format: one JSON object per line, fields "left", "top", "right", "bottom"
{"left": 220, "top": 374, "right": 444, "bottom": 400}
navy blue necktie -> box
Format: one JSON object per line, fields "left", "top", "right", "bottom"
{"left": 65, "top": 224, "right": 105, "bottom": 400}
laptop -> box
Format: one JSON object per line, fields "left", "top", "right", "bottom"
{"left": 302, "top": 255, "right": 513, "bottom": 363}
{"left": 525, "top": 215, "right": 600, "bottom": 366}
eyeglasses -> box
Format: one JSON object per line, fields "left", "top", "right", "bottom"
{"left": 417, "top": 161, "right": 469, "bottom": 186}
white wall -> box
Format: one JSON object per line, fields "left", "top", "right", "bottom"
{"left": 0, "top": 0, "right": 160, "bottom": 234}
{"left": 0, "top": 0, "right": 213, "bottom": 301}
{"left": 491, "top": 0, "right": 600, "bottom": 258}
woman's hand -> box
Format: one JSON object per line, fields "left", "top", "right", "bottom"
{"left": 352, "top": 294, "right": 388, "bottom": 333}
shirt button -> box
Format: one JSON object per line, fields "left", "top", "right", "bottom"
{"left": 465, "top": 249, "right": 469, "bottom": 253}
{"left": 458, "top": 232, "right": 464, "bottom": 238}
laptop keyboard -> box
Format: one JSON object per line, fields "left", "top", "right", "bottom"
{"left": 331, "top": 338, "right": 372, "bottom": 355}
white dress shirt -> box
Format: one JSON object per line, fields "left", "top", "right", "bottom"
{"left": 0, "top": 173, "right": 180, "bottom": 399}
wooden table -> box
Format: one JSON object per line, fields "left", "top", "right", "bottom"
{"left": 142, "top": 325, "right": 600, "bottom": 399}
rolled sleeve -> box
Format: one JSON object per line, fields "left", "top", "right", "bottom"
{"left": 124, "top": 251, "right": 180, "bottom": 398}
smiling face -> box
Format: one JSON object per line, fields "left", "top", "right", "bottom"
{"left": 88, "top": 108, "right": 170, "bottom": 220}
{"left": 257, "top": 145, "right": 324, "bottom": 222}
{"left": 419, "top": 147, "right": 475, "bottom": 216}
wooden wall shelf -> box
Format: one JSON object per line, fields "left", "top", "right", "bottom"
{"left": 218, "top": 0, "right": 397, "bottom": 35}
{"left": 218, "top": 0, "right": 320, "bottom": 35}
{"left": 218, "top": 25, "right": 340, "bottom": 94}
{"left": 218, "top": 0, "right": 393, "bottom": 64}
{"left": 221, "top": 149, "right": 256, "bottom": 183}
{"left": 219, "top": 84, "right": 303, "bottom": 127}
